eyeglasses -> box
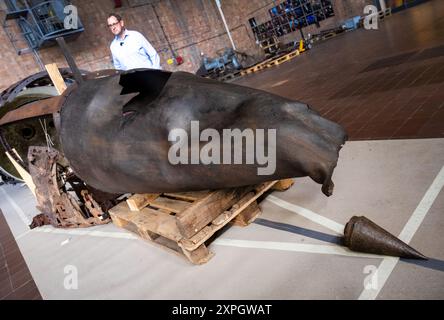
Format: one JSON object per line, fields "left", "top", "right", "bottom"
{"left": 107, "top": 21, "right": 120, "bottom": 28}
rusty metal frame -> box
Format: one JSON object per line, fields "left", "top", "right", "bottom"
{"left": 0, "top": 96, "right": 62, "bottom": 126}
{"left": 28, "top": 146, "right": 111, "bottom": 228}
{"left": 0, "top": 68, "right": 80, "bottom": 108}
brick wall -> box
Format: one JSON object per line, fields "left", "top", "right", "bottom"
{"left": 0, "top": 0, "right": 375, "bottom": 92}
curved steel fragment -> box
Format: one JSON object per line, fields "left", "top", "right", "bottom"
{"left": 60, "top": 69, "right": 347, "bottom": 196}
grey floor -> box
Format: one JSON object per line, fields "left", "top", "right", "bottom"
{"left": 1, "top": 138, "right": 443, "bottom": 300}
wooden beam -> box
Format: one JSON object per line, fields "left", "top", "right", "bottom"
{"left": 109, "top": 201, "right": 182, "bottom": 241}
{"left": 127, "top": 193, "right": 161, "bottom": 212}
{"left": 181, "top": 244, "right": 213, "bottom": 265}
{"left": 11, "top": 148, "right": 23, "bottom": 162}
{"left": 163, "top": 191, "right": 210, "bottom": 201}
{"left": 134, "top": 206, "right": 182, "bottom": 241}
{"left": 273, "top": 179, "right": 295, "bottom": 191}
{"left": 232, "top": 201, "right": 261, "bottom": 227}
{"left": 176, "top": 186, "right": 253, "bottom": 239}
{"left": 149, "top": 197, "right": 192, "bottom": 214}
{"left": 5, "top": 151, "right": 36, "bottom": 197}
{"left": 0, "top": 96, "right": 62, "bottom": 126}
{"left": 45, "top": 63, "right": 67, "bottom": 95}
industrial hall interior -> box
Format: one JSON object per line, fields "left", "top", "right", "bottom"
{"left": 0, "top": 0, "right": 443, "bottom": 301}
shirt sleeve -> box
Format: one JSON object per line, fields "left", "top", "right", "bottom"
{"left": 137, "top": 32, "right": 161, "bottom": 70}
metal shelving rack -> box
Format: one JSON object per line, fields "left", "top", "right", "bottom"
{"left": 2, "top": 0, "right": 84, "bottom": 55}
{"left": 249, "top": 0, "right": 335, "bottom": 43}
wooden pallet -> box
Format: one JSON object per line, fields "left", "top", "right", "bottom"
{"left": 109, "top": 179, "right": 294, "bottom": 264}
{"left": 240, "top": 57, "right": 274, "bottom": 76}
{"left": 266, "top": 50, "right": 300, "bottom": 68}
{"left": 322, "top": 32, "right": 337, "bottom": 40}
{"left": 379, "top": 8, "right": 392, "bottom": 20}
{"left": 238, "top": 50, "right": 300, "bottom": 77}
{"left": 213, "top": 49, "right": 301, "bottom": 82}
{"left": 241, "top": 63, "right": 265, "bottom": 75}
{"left": 219, "top": 71, "right": 242, "bottom": 82}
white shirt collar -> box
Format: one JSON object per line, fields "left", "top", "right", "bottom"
{"left": 115, "top": 29, "right": 129, "bottom": 42}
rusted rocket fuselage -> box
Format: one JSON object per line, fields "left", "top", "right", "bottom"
{"left": 59, "top": 69, "right": 347, "bottom": 196}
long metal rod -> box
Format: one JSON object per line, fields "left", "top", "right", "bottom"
{"left": 32, "top": 49, "right": 45, "bottom": 71}
{"left": 56, "top": 37, "right": 83, "bottom": 84}
{"left": 215, "top": 0, "right": 236, "bottom": 51}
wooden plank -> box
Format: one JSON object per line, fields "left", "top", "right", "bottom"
{"left": 164, "top": 190, "right": 210, "bottom": 201}
{"left": 176, "top": 185, "right": 253, "bottom": 238}
{"left": 273, "top": 179, "right": 295, "bottom": 191}
{"left": 149, "top": 197, "right": 192, "bottom": 214}
{"left": 180, "top": 225, "right": 214, "bottom": 250}
{"left": 181, "top": 244, "right": 213, "bottom": 265}
{"left": 138, "top": 229, "right": 160, "bottom": 241}
{"left": 134, "top": 207, "right": 182, "bottom": 241}
{"left": 179, "top": 181, "right": 277, "bottom": 251}
{"left": 232, "top": 201, "right": 261, "bottom": 227}
{"left": 108, "top": 201, "right": 140, "bottom": 227}
{"left": 254, "top": 180, "right": 277, "bottom": 193}
{"left": 142, "top": 234, "right": 185, "bottom": 259}
{"left": 110, "top": 201, "right": 182, "bottom": 241}
{"left": 277, "top": 55, "right": 290, "bottom": 63}
{"left": 158, "top": 208, "right": 173, "bottom": 215}
{"left": 109, "top": 201, "right": 139, "bottom": 220}
{"left": 211, "top": 210, "right": 233, "bottom": 226}
{"left": 5, "top": 151, "right": 36, "bottom": 197}
{"left": 45, "top": 63, "right": 67, "bottom": 95}
{"left": 11, "top": 148, "right": 23, "bottom": 162}
{"left": 127, "top": 193, "right": 160, "bottom": 212}
{"left": 121, "top": 219, "right": 140, "bottom": 235}
{"left": 153, "top": 235, "right": 182, "bottom": 253}
{"left": 180, "top": 192, "right": 261, "bottom": 251}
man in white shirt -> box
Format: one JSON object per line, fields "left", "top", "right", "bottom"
{"left": 107, "top": 13, "right": 161, "bottom": 71}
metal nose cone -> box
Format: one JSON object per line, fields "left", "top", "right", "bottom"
{"left": 344, "top": 216, "right": 428, "bottom": 260}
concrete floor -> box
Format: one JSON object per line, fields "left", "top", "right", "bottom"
{"left": 1, "top": 138, "right": 443, "bottom": 299}
{"left": 1, "top": 1, "right": 444, "bottom": 300}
